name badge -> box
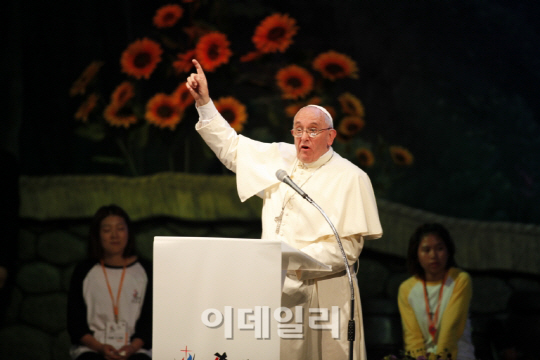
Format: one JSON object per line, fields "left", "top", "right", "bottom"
{"left": 105, "top": 320, "right": 128, "bottom": 349}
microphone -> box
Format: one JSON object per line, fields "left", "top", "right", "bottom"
{"left": 275, "top": 169, "right": 312, "bottom": 201}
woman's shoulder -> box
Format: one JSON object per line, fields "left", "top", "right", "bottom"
{"left": 448, "top": 267, "right": 471, "bottom": 281}
{"left": 134, "top": 257, "right": 153, "bottom": 273}
{"left": 448, "top": 267, "right": 473, "bottom": 289}
{"left": 399, "top": 274, "right": 421, "bottom": 293}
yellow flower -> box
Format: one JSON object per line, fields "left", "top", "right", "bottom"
{"left": 69, "top": 61, "right": 104, "bottom": 97}
{"left": 195, "top": 32, "right": 232, "bottom": 72}
{"left": 313, "top": 50, "right": 358, "bottom": 81}
{"left": 355, "top": 148, "right": 375, "bottom": 168}
{"left": 338, "top": 92, "right": 365, "bottom": 117}
{"left": 75, "top": 93, "right": 99, "bottom": 122}
{"left": 338, "top": 116, "right": 365, "bottom": 138}
{"left": 252, "top": 13, "right": 298, "bottom": 53}
{"left": 214, "top": 97, "right": 248, "bottom": 133}
{"left": 145, "top": 93, "right": 182, "bottom": 130}
{"left": 389, "top": 146, "right": 414, "bottom": 166}
{"left": 153, "top": 4, "right": 184, "bottom": 28}
{"left": 110, "top": 81, "right": 135, "bottom": 107}
{"left": 275, "top": 65, "right": 314, "bottom": 100}
{"left": 172, "top": 82, "right": 195, "bottom": 110}
{"left": 103, "top": 103, "right": 137, "bottom": 128}
{"left": 120, "top": 38, "right": 163, "bottom": 80}
{"left": 172, "top": 50, "right": 196, "bottom": 74}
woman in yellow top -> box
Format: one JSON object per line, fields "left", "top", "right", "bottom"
{"left": 398, "top": 223, "right": 475, "bottom": 360}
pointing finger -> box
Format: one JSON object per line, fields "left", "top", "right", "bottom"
{"left": 192, "top": 59, "right": 205, "bottom": 77}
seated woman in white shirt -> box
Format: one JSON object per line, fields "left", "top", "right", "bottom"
{"left": 67, "top": 204, "right": 152, "bottom": 360}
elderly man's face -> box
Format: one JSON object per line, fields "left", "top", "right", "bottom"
{"left": 293, "top": 107, "right": 336, "bottom": 164}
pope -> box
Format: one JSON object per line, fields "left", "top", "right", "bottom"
{"left": 187, "top": 59, "right": 383, "bottom": 360}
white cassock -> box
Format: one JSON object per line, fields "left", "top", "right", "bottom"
{"left": 195, "top": 101, "right": 383, "bottom": 360}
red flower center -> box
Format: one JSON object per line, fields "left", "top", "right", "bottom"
{"left": 117, "top": 90, "right": 129, "bottom": 103}
{"left": 208, "top": 44, "right": 219, "bottom": 60}
{"left": 325, "top": 63, "right": 344, "bottom": 75}
{"left": 286, "top": 77, "right": 302, "bottom": 89}
{"left": 163, "top": 13, "right": 176, "bottom": 23}
{"left": 268, "top": 27, "right": 285, "bottom": 41}
{"left": 157, "top": 105, "right": 173, "bottom": 118}
{"left": 134, "top": 52, "right": 151, "bottom": 69}
{"left": 180, "top": 91, "right": 190, "bottom": 102}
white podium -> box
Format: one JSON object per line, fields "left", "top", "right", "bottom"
{"left": 153, "top": 236, "right": 330, "bottom": 360}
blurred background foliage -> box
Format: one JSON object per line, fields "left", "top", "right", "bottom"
{"left": 2, "top": 0, "right": 539, "bottom": 224}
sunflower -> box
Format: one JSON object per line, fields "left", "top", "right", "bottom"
{"left": 337, "top": 116, "right": 365, "bottom": 138}
{"left": 355, "top": 148, "right": 375, "bottom": 168}
{"left": 103, "top": 103, "right": 138, "bottom": 128}
{"left": 389, "top": 146, "right": 414, "bottom": 166}
{"left": 75, "top": 93, "right": 99, "bottom": 122}
{"left": 312, "top": 51, "right": 358, "bottom": 81}
{"left": 275, "top": 65, "right": 314, "bottom": 100}
{"left": 120, "top": 38, "right": 163, "bottom": 80}
{"left": 153, "top": 4, "right": 184, "bottom": 28}
{"left": 69, "top": 61, "right": 104, "bottom": 97}
{"left": 338, "top": 92, "right": 365, "bottom": 117}
{"left": 145, "top": 93, "right": 182, "bottom": 130}
{"left": 172, "top": 49, "right": 196, "bottom": 74}
{"left": 214, "top": 97, "right": 247, "bottom": 132}
{"left": 172, "top": 82, "right": 194, "bottom": 109}
{"left": 252, "top": 13, "right": 298, "bottom": 53}
{"left": 195, "top": 32, "right": 232, "bottom": 72}
{"left": 110, "top": 81, "right": 135, "bottom": 107}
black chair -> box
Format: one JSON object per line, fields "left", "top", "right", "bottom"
{"left": 363, "top": 298, "right": 404, "bottom": 360}
{"left": 503, "top": 291, "right": 540, "bottom": 360}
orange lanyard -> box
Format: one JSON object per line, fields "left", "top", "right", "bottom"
{"left": 101, "top": 260, "right": 126, "bottom": 323}
{"left": 422, "top": 271, "right": 448, "bottom": 342}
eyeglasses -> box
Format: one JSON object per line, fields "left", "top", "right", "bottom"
{"left": 291, "top": 127, "right": 332, "bottom": 138}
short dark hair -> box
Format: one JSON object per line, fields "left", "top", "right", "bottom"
{"left": 406, "top": 223, "right": 457, "bottom": 278}
{"left": 88, "top": 204, "right": 136, "bottom": 260}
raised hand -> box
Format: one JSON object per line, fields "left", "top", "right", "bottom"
{"left": 186, "top": 59, "right": 210, "bottom": 107}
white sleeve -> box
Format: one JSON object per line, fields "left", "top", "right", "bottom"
{"left": 194, "top": 100, "right": 219, "bottom": 126}
{"left": 295, "top": 234, "right": 364, "bottom": 280}
{"left": 195, "top": 100, "right": 240, "bottom": 172}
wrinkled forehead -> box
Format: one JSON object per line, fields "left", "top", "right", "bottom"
{"left": 293, "top": 107, "right": 328, "bottom": 127}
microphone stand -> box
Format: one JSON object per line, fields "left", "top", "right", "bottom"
{"left": 276, "top": 170, "right": 355, "bottom": 360}
{"left": 302, "top": 196, "right": 356, "bottom": 360}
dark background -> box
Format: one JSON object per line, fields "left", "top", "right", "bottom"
{"left": 3, "top": 0, "right": 539, "bottom": 224}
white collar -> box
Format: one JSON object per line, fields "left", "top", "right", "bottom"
{"left": 297, "top": 147, "right": 334, "bottom": 169}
